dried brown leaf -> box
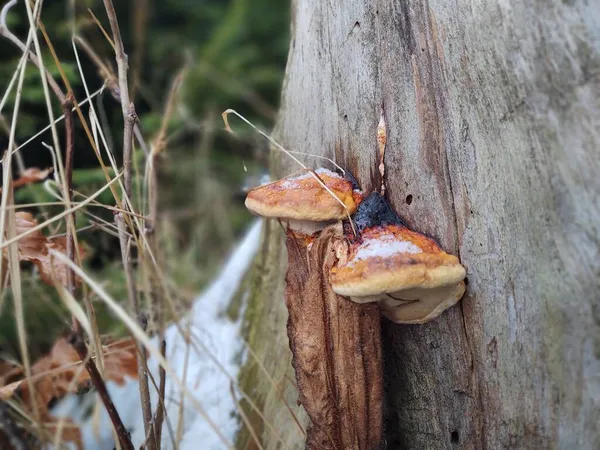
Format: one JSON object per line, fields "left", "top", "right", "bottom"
{"left": 0, "top": 337, "right": 138, "bottom": 405}
{"left": 3, "top": 212, "right": 86, "bottom": 287}
{"left": 0, "top": 336, "right": 138, "bottom": 449}
{"left": 13, "top": 167, "right": 53, "bottom": 189}
{"left": 38, "top": 236, "right": 85, "bottom": 287}
{"left": 14, "top": 212, "right": 48, "bottom": 261}
{"left": 0, "top": 168, "right": 53, "bottom": 194}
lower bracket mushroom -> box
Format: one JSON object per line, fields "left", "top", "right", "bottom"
{"left": 330, "top": 192, "right": 467, "bottom": 324}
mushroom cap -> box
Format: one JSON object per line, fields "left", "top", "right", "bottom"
{"left": 330, "top": 224, "right": 466, "bottom": 297}
{"left": 245, "top": 168, "right": 362, "bottom": 221}
{"left": 380, "top": 282, "right": 466, "bottom": 324}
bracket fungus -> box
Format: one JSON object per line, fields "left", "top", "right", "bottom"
{"left": 244, "top": 167, "right": 363, "bottom": 235}
{"left": 330, "top": 192, "right": 466, "bottom": 324}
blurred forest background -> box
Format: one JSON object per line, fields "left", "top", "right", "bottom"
{"left": 0, "top": 0, "right": 289, "bottom": 359}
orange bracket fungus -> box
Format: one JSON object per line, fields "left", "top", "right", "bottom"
{"left": 330, "top": 192, "right": 466, "bottom": 324}
{"left": 245, "top": 167, "right": 363, "bottom": 235}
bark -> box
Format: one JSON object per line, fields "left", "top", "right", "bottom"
{"left": 239, "top": 1, "right": 600, "bottom": 449}
{"left": 285, "top": 228, "right": 382, "bottom": 449}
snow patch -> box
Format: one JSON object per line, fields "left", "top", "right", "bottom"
{"left": 351, "top": 233, "right": 421, "bottom": 264}
{"left": 51, "top": 220, "right": 263, "bottom": 450}
{"left": 280, "top": 168, "right": 341, "bottom": 189}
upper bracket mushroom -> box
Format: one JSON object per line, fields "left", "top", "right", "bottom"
{"left": 245, "top": 168, "right": 363, "bottom": 234}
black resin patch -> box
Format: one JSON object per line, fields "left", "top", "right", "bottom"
{"left": 351, "top": 192, "right": 405, "bottom": 235}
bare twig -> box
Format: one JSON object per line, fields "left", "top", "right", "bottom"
{"left": 100, "top": 4, "right": 162, "bottom": 449}
{"left": 69, "top": 332, "right": 134, "bottom": 450}
{"left": 62, "top": 93, "right": 76, "bottom": 297}
{"left": 142, "top": 68, "right": 189, "bottom": 446}
{"left": 101, "top": 0, "right": 137, "bottom": 201}
{"left": 147, "top": 67, "right": 187, "bottom": 235}
{"left": 102, "top": 0, "right": 131, "bottom": 114}
{"left": 154, "top": 339, "right": 167, "bottom": 446}
{"left": 123, "top": 104, "right": 137, "bottom": 201}
{"left": 142, "top": 339, "right": 175, "bottom": 450}
{"left": 135, "top": 315, "right": 156, "bottom": 450}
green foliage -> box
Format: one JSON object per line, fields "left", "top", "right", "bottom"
{"left": 0, "top": 0, "right": 289, "bottom": 363}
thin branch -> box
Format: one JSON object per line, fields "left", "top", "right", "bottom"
{"left": 69, "top": 332, "right": 134, "bottom": 450}
{"left": 123, "top": 103, "right": 137, "bottom": 201}
{"left": 135, "top": 313, "right": 157, "bottom": 450}
{"left": 62, "top": 93, "right": 76, "bottom": 297}
{"left": 102, "top": 0, "right": 131, "bottom": 114}
{"left": 142, "top": 338, "right": 176, "bottom": 450}
{"left": 142, "top": 68, "right": 190, "bottom": 450}
{"left": 102, "top": 0, "right": 137, "bottom": 203}
{"left": 100, "top": 5, "right": 159, "bottom": 448}
{"left": 154, "top": 339, "right": 167, "bottom": 447}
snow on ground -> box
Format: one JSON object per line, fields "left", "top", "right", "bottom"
{"left": 51, "top": 220, "right": 263, "bottom": 449}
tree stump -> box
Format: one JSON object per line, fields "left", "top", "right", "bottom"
{"left": 239, "top": 1, "right": 600, "bottom": 448}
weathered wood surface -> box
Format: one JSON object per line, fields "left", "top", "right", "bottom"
{"left": 241, "top": 0, "right": 600, "bottom": 448}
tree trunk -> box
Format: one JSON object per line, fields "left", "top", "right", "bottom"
{"left": 238, "top": 1, "right": 600, "bottom": 449}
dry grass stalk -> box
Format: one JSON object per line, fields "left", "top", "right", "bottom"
{"left": 102, "top": 1, "right": 159, "bottom": 447}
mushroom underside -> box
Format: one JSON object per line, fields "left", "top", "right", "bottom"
{"left": 285, "top": 219, "right": 333, "bottom": 235}
{"left": 377, "top": 282, "right": 466, "bottom": 324}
